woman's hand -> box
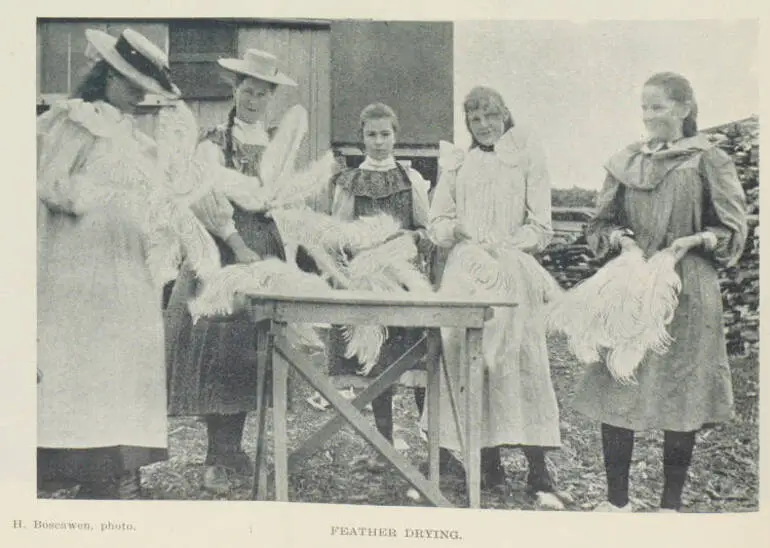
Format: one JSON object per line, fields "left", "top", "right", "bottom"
{"left": 610, "top": 229, "right": 640, "bottom": 254}
{"left": 666, "top": 233, "right": 712, "bottom": 262}
{"left": 453, "top": 223, "right": 472, "bottom": 242}
{"left": 233, "top": 245, "right": 262, "bottom": 264}
{"left": 618, "top": 236, "right": 640, "bottom": 254}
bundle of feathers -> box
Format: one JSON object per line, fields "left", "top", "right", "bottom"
{"left": 438, "top": 242, "right": 562, "bottom": 305}
{"left": 339, "top": 234, "right": 434, "bottom": 375}
{"left": 269, "top": 208, "right": 403, "bottom": 287}
{"left": 545, "top": 247, "right": 682, "bottom": 384}
{"left": 438, "top": 242, "right": 563, "bottom": 372}
{"left": 188, "top": 105, "right": 439, "bottom": 366}
{"left": 187, "top": 234, "right": 433, "bottom": 364}
{"left": 187, "top": 258, "right": 331, "bottom": 351}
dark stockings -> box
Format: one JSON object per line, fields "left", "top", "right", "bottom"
{"left": 371, "top": 388, "right": 394, "bottom": 443}
{"left": 662, "top": 430, "right": 696, "bottom": 510}
{"left": 601, "top": 423, "right": 696, "bottom": 510}
{"left": 522, "top": 446, "right": 554, "bottom": 493}
{"left": 206, "top": 412, "right": 247, "bottom": 464}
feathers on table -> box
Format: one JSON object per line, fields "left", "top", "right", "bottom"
{"left": 545, "top": 247, "right": 682, "bottom": 384}
{"left": 343, "top": 235, "right": 433, "bottom": 374}
{"left": 270, "top": 208, "right": 403, "bottom": 290}
{"left": 187, "top": 258, "right": 329, "bottom": 352}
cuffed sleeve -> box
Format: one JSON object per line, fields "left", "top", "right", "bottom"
{"left": 700, "top": 147, "right": 748, "bottom": 267}
{"left": 585, "top": 172, "right": 629, "bottom": 259}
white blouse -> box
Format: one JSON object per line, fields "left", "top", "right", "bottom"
{"left": 429, "top": 125, "right": 553, "bottom": 253}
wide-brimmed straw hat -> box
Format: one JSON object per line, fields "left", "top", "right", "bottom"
{"left": 217, "top": 49, "right": 297, "bottom": 87}
{"left": 85, "top": 28, "right": 181, "bottom": 99}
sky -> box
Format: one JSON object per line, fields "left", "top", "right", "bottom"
{"left": 453, "top": 20, "right": 759, "bottom": 190}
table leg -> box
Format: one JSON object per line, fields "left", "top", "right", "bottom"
{"left": 464, "top": 327, "right": 484, "bottom": 509}
{"left": 273, "top": 347, "right": 289, "bottom": 501}
{"left": 251, "top": 322, "right": 272, "bottom": 500}
{"left": 275, "top": 339, "right": 454, "bottom": 508}
{"left": 289, "top": 336, "right": 426, "bottom": 464}
{"left": 426, "top": 328, "right": 441, "bottom": 485}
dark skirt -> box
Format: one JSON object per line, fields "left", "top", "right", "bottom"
{"left": 38, "top": 446, "right": 167, "bottom": 485}
{"left": 166, "top": 213, "right": 285, "bottom": 416}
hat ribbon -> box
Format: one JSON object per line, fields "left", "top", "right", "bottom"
{"left": 115, "top": 34, "right": 174, "bottom": 93}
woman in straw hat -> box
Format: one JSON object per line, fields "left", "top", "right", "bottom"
{"left": 165, "top": 49, "right": 313, "bottom": 495}
{"left": 37, "top": 28, "right": 218, "bottom": 499}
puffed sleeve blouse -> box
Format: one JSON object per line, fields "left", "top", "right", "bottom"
{"left": 429, "top": 124, "right": 553, "bottom": 253}
{"left": 586, "top": 134, "right": 747, "bottom": 267}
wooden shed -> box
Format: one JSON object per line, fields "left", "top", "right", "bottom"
{"left": 330, "top": 20, "right": 454, "bottom": 188}
{"left": 36, "top": 18, "right": 332, "bottom": 171}
{"left": 37, "top": 18, "right": 454, "bottom": 190}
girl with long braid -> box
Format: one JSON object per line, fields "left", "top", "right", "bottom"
{"left": 165, "top": 49, "right": 314, "bottom": 495}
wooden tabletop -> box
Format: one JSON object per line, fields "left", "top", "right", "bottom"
{"left": 243, "top": 289, "right": 517, "bottom": 309}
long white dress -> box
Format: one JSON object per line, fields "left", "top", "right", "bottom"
{"left": 37, "top": 99, "right": 216, "bottom": 475}
{"left": 427, "top": 125, "right": 562, "bottom": 450}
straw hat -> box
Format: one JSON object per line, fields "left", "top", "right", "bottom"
{"left": 217, "top": 49, "right": 297, "bottom": 87}
{"left": 85, "top": 28, "right": 181, "bottom": 99}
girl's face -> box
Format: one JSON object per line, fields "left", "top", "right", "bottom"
{"left": 235, "top": 77, "right": 276, "bottom": 123}
{"left": 467, "top": 106, "right": 506, "bottom": 147}
{"left": 104, "top": 69, "right": 146, "bottom": 114}
{"left": 642, "top": 85, "right": 689, "bottom": 142}
{"left": 362, "top": 117, "right": 396, "bottom": 161}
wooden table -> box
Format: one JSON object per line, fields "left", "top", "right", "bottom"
{"left": 245, "top": 290, "right": 515, "bottom": 509}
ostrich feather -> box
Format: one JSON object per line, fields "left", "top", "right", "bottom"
{"left": 341, "top": 324, "right": 389, "bottom": 376}
{"left": 270, "top": 208, "right": 402, "bottom": 261}
{"left": 188, "top": 258, "right": 329, "bottom": 320}
{"left": 438, "top": 242, "right": 559, "bottom": 305}
{"left": 342, "top": 214, "right": 403, "bottom": 254}
{"left": 341, "top": 235, "right": 433, "bottom": 374}
{"left": 147, "top": 197, "right": 221, "bottom": 283}
{"left": 259, "top": 104, "right": 308, "bottom": 187}
{"left": 437, "top": 242, "right": 561, "bottom": 373}
{"left": 188, "top": 258, "right": 330, "bottom": 353}
{"left": 268, "top": 151, "right": 336, "bottom": 210}
{"left": 545, "top": 247, "right": 682, "bottom": 384}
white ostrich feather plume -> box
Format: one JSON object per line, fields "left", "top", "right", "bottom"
{"left": 341, "top": 324, "right": 389, "bottom": 376}
{"left": 267, "top": 151, "right": 336, "bottom": 211}
{"left": 342, "top": 235, "right": 433, "bottom": 375}
{"left": 545, "top": 247, "right": 682, "bottom": 384}
{"left": 259, "top": 105, "right": 308, "bottom": 188}
{"left": 437, "top": 242, "right": 561, "bottom": 374}
{"left": 187, "top": 258, "right": 329, "bottom": 351}
{"left": 438, "top": 242, "right": 560, "bottom": 305}
{"left": 270, "top": 209, "right": 401, "bottom": 255}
